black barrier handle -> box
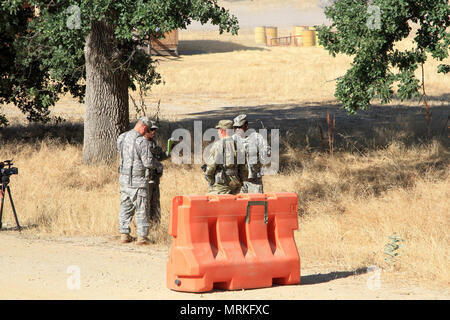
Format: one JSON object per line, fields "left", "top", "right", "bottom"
{"left": 245, "top": 201, "right": 268, "bottom": 224}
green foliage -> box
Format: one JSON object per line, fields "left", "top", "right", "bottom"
{"left": 0, "top": 2, "right": 54, "bottom": 125}
{"left": 318, "top": 0, "right": 450, "bottom": 114}
{"left": 384, "top": 232, "right": 404, "bottom": 264}
{"left": 0, "top": 0, "right": 239, "bottom": 126}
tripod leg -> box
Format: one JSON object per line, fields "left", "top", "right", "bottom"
{"left": 0, "top": 185, "right": 5, "bottom": 229}
{"left": 6, "top": 186, "right": 21, "bottom": 231}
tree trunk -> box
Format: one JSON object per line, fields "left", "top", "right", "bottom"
{"left": 83, "top": 20, "right": 129, "bottom": 164}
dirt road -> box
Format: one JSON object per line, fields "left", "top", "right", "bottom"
{"left": 0, "top": 232, "right": 447, "bottom": 300}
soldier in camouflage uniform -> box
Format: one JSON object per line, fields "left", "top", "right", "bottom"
{"left": 203, "top": 120, "right": 246, "bottom": 195}
{"left": 232, "top": 114, "right": 271, "bottom": 194}
{"left": 143, "top": 124, "right": 171, "bottom": 233}
{"left": 117, "top": 117, "right": 157, "bottom": 245}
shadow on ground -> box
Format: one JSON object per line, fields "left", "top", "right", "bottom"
{"left": 178, "top": 40, "right": 266, "bottom": 55}
{"left": 166, "top": 101, "right": 449, "bottom": 153}
{"left": 206, "top": 267, "right": 368, "bottom": 293}
{"left": 0, "top": 121, "right": 84, "bottom": 146}
{"left": 1, "top": 101, "right": 448, "bottom": 152}
{"left": 300, "top": 267, "right": 368, "bottom": 285}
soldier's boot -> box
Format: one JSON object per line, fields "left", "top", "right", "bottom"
{"left": 136, "top": 236, "right": 151, "bottom": 245}
{"left": 120, "top": 233, "right": 132, "bottom": 244}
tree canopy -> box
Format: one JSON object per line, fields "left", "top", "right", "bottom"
{"left": 318, "top": 0, "right": 450, "bottom": 113}
{"left": 0, "top": 0, "right": 239, "bottom": 127}
{"left": 1, "top": 2, "right": 58, "bottom": 126}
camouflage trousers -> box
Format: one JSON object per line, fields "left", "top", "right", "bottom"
{"left": 118, "top": 186, "right": 149, "bottom": 237}
{"left": 241, "top": 177, "right": 264, "bottom": 194}
{"left": 208, "top": 183, "right": 241, "bottom": 195}
{"left": 147, "top": 182, "right": 161, "bottom": 229}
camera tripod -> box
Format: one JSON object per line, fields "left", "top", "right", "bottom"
{"left": 0, "top": 179, "right": 21, "bottom": 231}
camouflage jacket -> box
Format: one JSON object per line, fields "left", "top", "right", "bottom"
{"left": 117, "top": 130, "right": 156, "bottom": 188}
{"left": 147, "top": 139, "right": 169, "bottom": 184}
{"left": 232, "top": 130, "right": 271, "bottom": 179}
{"left": 204, "top": 136, "right": 246, "bottom": 190}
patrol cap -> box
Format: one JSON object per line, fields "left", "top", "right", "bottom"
{"left": 149, "top": 120, "right": 158, "bottom": 129}
{"left": 233, "top": 114, "right": 248, "bottom": 127}
{"left": 139, "top": 116, "right": 158, "bottom": 129}
{"left": 215, "top": 120, "right": 234, "bottom": 129}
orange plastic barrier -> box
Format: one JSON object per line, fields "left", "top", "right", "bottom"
{"left": 166, "top": 192, "right": 300, "bottom": 292}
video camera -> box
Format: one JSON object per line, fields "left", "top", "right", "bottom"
{"left": 1, "top": 160, "right": 18, "bottom": 177}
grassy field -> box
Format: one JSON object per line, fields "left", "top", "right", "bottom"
{"left": 1, "top": 21, "right": 449, "bottom": 289}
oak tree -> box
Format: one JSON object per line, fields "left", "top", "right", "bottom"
{"left": 318, "top": 0, "right": 449, "bottom": 113}
{"left": 1, "top": 0, "right": 238, "bottom": 163}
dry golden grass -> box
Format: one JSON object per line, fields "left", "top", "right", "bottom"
{"left": 1, "top": 136, "right": 448, "bottom": 287}
{"left": 297, "top": 176, "right": 449, "bottom": 286}
{"left": 2, "top": 27, "right": 448, "bottom": 120}
{"left": 0, "top": 138, "right": 210, "bottom": 242}
{"left": 266, "top": 141, "right": 449, "bottom": 286}
{"left": 147, "top": 28, "right": 450, "bottom": 109}
{"left": 152, "top": 32, "right": 352, "bottom": 106}
{"left": 1, "top": 24, "right": 449, "bottom": 288}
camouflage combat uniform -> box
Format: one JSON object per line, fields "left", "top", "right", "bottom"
{"left": 232, "top": 123, "right": 271, "bottom": 194}
{"left": 204, "top": 135, "right": 246, "bottom": 195}
{"left": 146, "top": 139, "right": 169, "bottom": 229}
{"left": 117, "top": 129, "right": 155, "bottom": 237}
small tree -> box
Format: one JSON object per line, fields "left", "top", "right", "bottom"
{"left": 1, "top": 0, "right": 238, "bottom": 163}
{"left": 317, "top": 0, "right": 449, "bottom": 114}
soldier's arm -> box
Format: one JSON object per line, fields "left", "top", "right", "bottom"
{"left": 117, "top": 133, "right": 125, "bottom": 153}
{"left": 258, "top": 133, "right": 271, "bottom": 165}
{"left": 204, "top": 147, "right": 217, "bottom": 185}
{"left": 204, "top": 164, "right": 216, "bottom": 183}
{"left": 139, "top": 139, "right": 156, "bottom": 169}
